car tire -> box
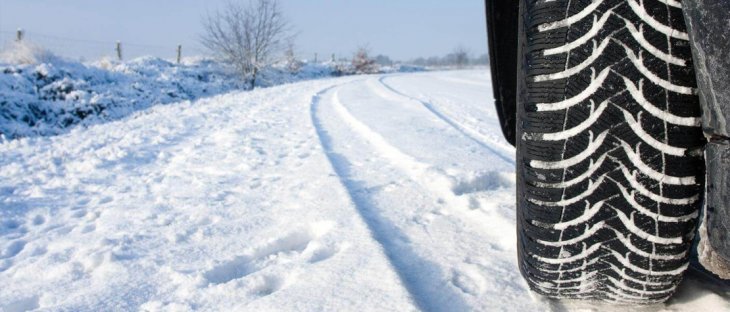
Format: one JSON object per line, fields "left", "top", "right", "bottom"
{"left": 516, "top": 0, "right": 704, "bottom": 303}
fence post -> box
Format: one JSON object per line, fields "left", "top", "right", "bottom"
{"left": 177, "top": 45, "right": 182, "bottom": 64}
{"left": 331, "top": 53, "right": 335, "bottom": 62}
{"left": 116, "top": 41, "right": 122, "bottom": 61}
{"left": 16, "top": 28, "right": 23, "bottom": 42}
{"left": 314, "top": 53, "right": 318, "bottom": 63}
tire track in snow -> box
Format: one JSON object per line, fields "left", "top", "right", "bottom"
{"left": 376, "top": 77, "right": 515, "bottom": 165}
{"left": 325, "top": 85, "right": 517, "bottom": 239}
{"left": 309, "top": 85, "right": 473, "bottom": 312}
{"left": 328, "top": 88, "right": 459, "bottom": 202}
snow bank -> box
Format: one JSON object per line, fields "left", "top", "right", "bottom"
{"left": 0, "top": 43, "right": 241, "bottom": 139}
{"left": 0, "top": 44, "right": 424, "bottom": 140}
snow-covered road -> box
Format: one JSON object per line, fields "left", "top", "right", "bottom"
{"left": 1, "top": 71, "right": 729, "bottom": 311}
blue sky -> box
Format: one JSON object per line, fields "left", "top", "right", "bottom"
{"left": 0, "top": 0, "right": 487, "bottom": 61}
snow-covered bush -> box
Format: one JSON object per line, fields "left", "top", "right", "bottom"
{"left": 0, "top": 43, "right": 424, "bottom": 140}
{"left": 351, "top": 47, "right": 379, "bottom": 74}
{"left": 255, "top": 61, "right": 334, "bottom": 87}
{"left": 0, "top": 41, "right": 60, "bottom": 65}
{"left": 283, "top": 44, "right": 303, "bottom": 74}
{"left": 0, "top": 55, "right": 240, "bottom": 139}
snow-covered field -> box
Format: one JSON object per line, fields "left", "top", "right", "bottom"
{"left": 1, "top": 70, "right": 729, "bottom": 311}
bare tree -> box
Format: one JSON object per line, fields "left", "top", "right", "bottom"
{"left": 352, "top": 46, "right": 378, "bottom": 74}
{"left": 475, "top": 53, "right": 489, "bottom": 65}
{"left": 283, "top": 42, "right": 302, "bottom": 73}
{"left": 201, "top": 0, "right": 290, "bottom": 89}
{"left": 452, "top": 45, "right": 470, "bottom": 69}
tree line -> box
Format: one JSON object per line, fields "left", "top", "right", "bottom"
{"left": 201, "top": 0, "right": 488, "bottom": 89}
{"left": 408, "top": 47, "right": 489, "bottom": 68}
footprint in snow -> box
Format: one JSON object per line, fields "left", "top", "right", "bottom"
{"left": 0, "top": 259, "right": 11, "bottom": 272}
{"left": 71, "top": 210, "right": 88, "bottom": 219}
{"left": 1, "top": 295, "right": 39, "bottom": 312}
{"left": 81, "top": 224, "right": 96, "bottom": 233}
{"left": 32, "top": 215, "right": 46, "bottom": 226}
{"left": 306, "top": 241, "right": 341, "bottom": 264}
{"left": 1, "top": 240, "right": 26, "bottom": 259}
{"left": 1, "top": 219, "right": 23, "bottom": 231}
{"left": 451, "top": 264, "right": 487, "bottom": 296}
{"left": 249, "top": 274, "right": 288, "bottom": 297}
{"left": 203, "top": 254, "right": 257, "bottom": 285}
{"left": 203, "top": 221, "right": 338, "bottom": 285}
{"left": 451, "top": 171, "right": 514, "bottom": 196}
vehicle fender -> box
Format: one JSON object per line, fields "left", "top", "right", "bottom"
{"left": 683, "top": 0, "right": 730, "bottom": 278}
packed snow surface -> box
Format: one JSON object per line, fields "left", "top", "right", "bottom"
{"left": 1, "top": 70, "right": 729, "bottom": 311}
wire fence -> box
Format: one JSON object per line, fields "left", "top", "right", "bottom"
{"left": 0, "top": 29, "right": 347, "bottom": 64}
{"left": 0, "top": 30, "right": 484, "bottom": 69}
{"left": 0, "top": 29, "right": 211, "bottom": 62}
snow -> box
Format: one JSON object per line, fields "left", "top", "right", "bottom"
{"left": 0, "top": 43, "right": 423, "bottom": 140}
{"left": 0, "top": 69, "right": 729, "bottom": 311}
{"left": 0, "top": 47, "right": 240, "bottom": 139}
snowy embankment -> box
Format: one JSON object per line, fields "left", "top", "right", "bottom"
{"left": 0, "top": 54, "right": 239, "bottom": 139}
{"left": 1, "top": 70, "right": 729, "bottom": 311}
{"left": 0, "top": 45, "right": 421, "bottom": 140}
